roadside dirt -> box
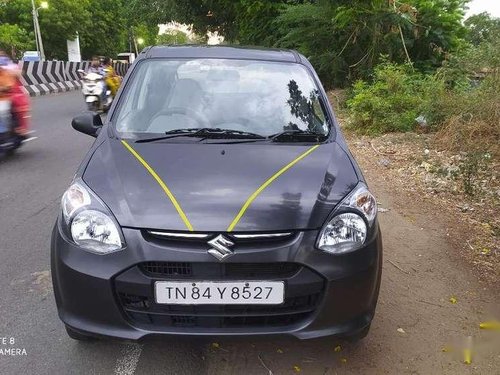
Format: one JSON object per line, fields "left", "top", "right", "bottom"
{"left": 206, "top": 135, "right": 500, "bottom": 374}
{"left": 345, "top": 132, "right": 499, "bottom": 286}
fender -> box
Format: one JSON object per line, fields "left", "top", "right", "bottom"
{"left": 85, "top": 96, "right": 99, "bottom": 103}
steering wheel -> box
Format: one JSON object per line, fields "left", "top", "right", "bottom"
{"left": 150, "top": 107, "right": 211, "bottom": 130}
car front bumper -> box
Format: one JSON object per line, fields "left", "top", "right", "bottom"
{"left": 51, "top": 220, "right": 382, "bottom": 341}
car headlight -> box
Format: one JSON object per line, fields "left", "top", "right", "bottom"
{"left": 61, "top": 181, "right": 124, "bottom": 254}
{"left": 61, "top": 182, "right": 91, "bottom": 223}
{"left": 316, "top": 183, "right": 376, "bottom": 254}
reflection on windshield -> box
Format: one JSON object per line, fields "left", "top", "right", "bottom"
{"left": 114, "top": 59, "right": 329, "bottom": 139}
{"left": 286, "top": 80, "right": 325, "bottom": 133}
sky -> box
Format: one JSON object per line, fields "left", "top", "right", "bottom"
{"left": 466, "top": 0, "right": 500, "bottom": 17}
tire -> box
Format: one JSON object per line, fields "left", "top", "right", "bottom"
{"left": 65, "top": 325, "right": 97, "bottom": 341}
{"left": 344, "top": 323, "right": 371, "bottom": 342}
{"left": 87, "top": 101, "right": 99, "bottom": 112}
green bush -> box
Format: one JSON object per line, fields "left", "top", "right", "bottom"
{"left": 345, "top": 37, "right": 499, "bottom": 160}
{"left": 346, "top": 63, "right": 443, "bottom": 134}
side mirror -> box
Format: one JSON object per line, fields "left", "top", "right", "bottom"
{"left": 71, "top": 112, "right": 103, "bottom": 137}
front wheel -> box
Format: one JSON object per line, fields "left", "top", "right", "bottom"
{"left": 343, "top": 323, "right": 371, "bottom": 342}
{"left": 65, "top": 325, "right": 97, "bottom": 341}
{"left": 87, "top": 101, "right": 99, "bottom": 112}
{"left": 4, "top": 149, "right": 15, "bottom": 158}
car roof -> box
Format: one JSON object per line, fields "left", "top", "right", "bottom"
{"left": 143, "top": 45, "right": 300, "bottom": 63}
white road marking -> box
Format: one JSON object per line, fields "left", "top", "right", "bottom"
{"left": 113, "top": 343, "right": 143, "bottom": 375}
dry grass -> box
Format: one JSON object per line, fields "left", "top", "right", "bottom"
{"left": 435, "top": 117, "right": 500, "bottom": 158}
{"left": 343, "top": 130, "right": 500, "bottom": 284}
{"left": 433, "top": 83, "right": 500, "bottom": 158}
{"left": 329, "top": 87, "right": 500, "bottom": 284}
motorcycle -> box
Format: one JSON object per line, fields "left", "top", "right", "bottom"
{"left": 0, "top": 70, "right": 35, "bottom": 158}
{"left": 0, "top": 130, "right": 36, "bottom": 158}
{"left": 78, "top": 70, "right": 113, "bottom": 112}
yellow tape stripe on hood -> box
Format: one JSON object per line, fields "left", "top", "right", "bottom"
{"left": 227, "top": 144, "right": 320, "bottom": 232}
{"left": 121, "top": 140, "right": 194, "bottom": 231}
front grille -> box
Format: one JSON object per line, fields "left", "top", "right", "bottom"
{"left": 114, "top": 264, "right": 325, "bottom": 330}
{"left": 140, "top": 262, "right": 300, "bottom": 279}
{"left": 118, "top": 291, "right": 322, "bottom": 328}
{"left": 140, "top": 262, "right": 193, "bottom": 277}
{"left": 143, "top": 230, "right": 297, "bottom": 248}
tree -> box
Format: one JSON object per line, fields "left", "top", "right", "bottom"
{"left": 237, "top": 0, "right": 301, "bottom": 45}
{"left": 157, "top": 30, "right": 190, "bottom": 45}
{"left": 155, "top": 0, "right": 240, "bottom": 42}
{"left": 464, "top": 12, "right": 500, "bottom": 45}
{"left": 124, "top": 0, "right": 305, "bottom": 44}
{"left": 272, "top": 0, "right": 468, "bottom": 87}
{"left": 0, "top": 0, "right": 136, "bottom": 59}
{"left": 78, "top": 0, "right": 129, "bottom": 59}
{"left": 0, "top": 0, "right": 91, "bottom": 60}
{"left": 0, "top": 23, "right": 32, "bottom": 58}
{"left": 37, "top": 0, "right": 91, "bottom": 59}
{"left": 131, "top": 23, "right": 159, "bottom": 51}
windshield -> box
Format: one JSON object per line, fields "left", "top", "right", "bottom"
{"left": 113, "top": 58, "right": 330, "bottom": 140}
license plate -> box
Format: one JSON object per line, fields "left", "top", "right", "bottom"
{"left": 154, "top": 281, "right": 285, "bottom": 305}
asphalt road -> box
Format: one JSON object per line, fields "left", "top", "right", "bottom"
{"left": 0, "top": 91, "right": 201, "bottom": 374}
{"left": 0, "top": 91, "right": 498, "bottom": 375}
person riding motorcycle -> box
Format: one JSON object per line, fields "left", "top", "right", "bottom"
{"left": 0, "top": 51, "right": 30, "bottom": 147}
{"left": 87, "top": 56, "right": 105, "bottom": 76}
{"left": 102, "top": 57, "right": 121, "bottom": 97}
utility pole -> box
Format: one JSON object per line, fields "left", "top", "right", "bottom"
{"left": 31, "top": 0, "right": 40, "bottom": 58}
{"left": 129, "top": 28, "right": 132, "bottom": 53}
{"left": 31, "top": 0, "right": 47, "bottom": 61}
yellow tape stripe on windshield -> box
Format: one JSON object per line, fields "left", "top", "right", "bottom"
{"left": 121, "top": 140, "right": 194, "bottom": 231}
{"left": 227, "top": 145, "right": 320, "bottom": 232}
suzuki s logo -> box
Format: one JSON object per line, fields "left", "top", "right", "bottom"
{"left": 207, "top": 234, "right": 235, "bottom": 261}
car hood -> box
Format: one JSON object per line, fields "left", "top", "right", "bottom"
{"left": 82, "top": 139, "right": 358, "bottom": 232}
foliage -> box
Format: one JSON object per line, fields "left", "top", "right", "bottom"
{"left": 272, "top": 0, "right": 467, "bottom": 87}
{"left": 458, "top": 152, "right": 492, "bottom": 196}
{"left": 236, "top": 0, "right": 300, "bottom": 45}
{"left": 0, "top": 0, "right": 143, "bottom": 59}
{"left": 126, "top": 0, "right": 240, "bottom": 42}
{"left": 464, "top": 12, "right": 500, "bottom": 45}
{"left": 36, "top": 0, "right": 91, "bottom": 59}
{"left": 157, "top": 30, "right": 190, "bottom": 45}
{"left": 0, "top": 0, "right": 93, "bottom": 59}
{"left": 346, "top": 62, "right": 442, "bottom": 134}
{"left": 78, "top": 0, "right": 129, "bottom": 59}
{"left": 131, "top": 23, "right": 159, "bottom": 51}
{"left": 0, "top": 0, "right": 495, "bottom": 93}
{"left": 0, "top": 23, "right": 32, "bottom": 58}
{"left": 125, "top": 0, "right": 306, "bottom": 44}
{"left": 347, "top": 35, "right": 500, "bottom": 163}
{"left": 433, "top": 37, "right": 500, "bottom": 159}
{"left": 271, "top": 3, "right": 338, "bottom": 85}
{"left": 0, "top": 0, "right": 468, "bottom": 78}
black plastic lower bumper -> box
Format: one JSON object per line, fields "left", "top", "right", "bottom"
{"left": 51, "top": 221, "right": 382, "bottom": 340}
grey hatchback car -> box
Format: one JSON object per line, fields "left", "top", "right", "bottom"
{"left": 51, "top": 45, "right": 382, "bottom": 341}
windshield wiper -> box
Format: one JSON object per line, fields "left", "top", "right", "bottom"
{"left": 135, "top": 128, "right": 211, "bottom": 143}
{"left": 197, "top": 128, "right": 266, "bottom": 141}
{"left": 268, "top": 129, "right": 326, "bottom": 142}
{"left": 135, "top": 128, "right": 265, "bottom": 143}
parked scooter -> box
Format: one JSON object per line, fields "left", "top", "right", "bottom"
{"left": 78, "top": 70, "right": 113, "bottom": 112}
